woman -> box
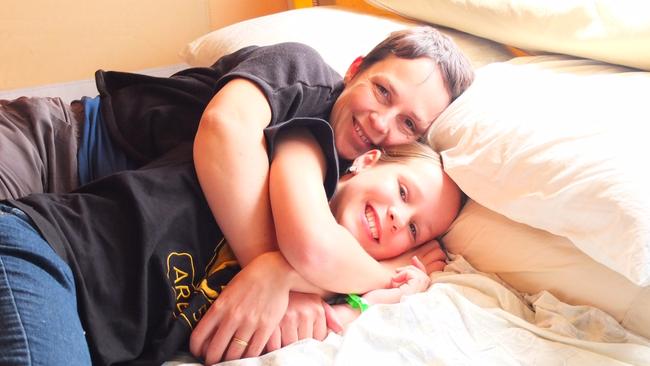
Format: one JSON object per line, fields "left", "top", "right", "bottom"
{"left": 0, "top": 27, "right": 472, "bottom": 203}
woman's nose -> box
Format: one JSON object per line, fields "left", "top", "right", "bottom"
{"left": 369, "top": 111, "right": 390, "bottom": 135}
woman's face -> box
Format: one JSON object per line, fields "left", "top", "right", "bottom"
{"left": 329, "top": 151, "right": 461, "bottom": 260}
{"left": 330, "top": 55, "right": 452, "bottom": 160}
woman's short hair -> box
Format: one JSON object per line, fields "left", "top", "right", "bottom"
{"left": 359, "top": 26, "right": 475, "bottom": 102}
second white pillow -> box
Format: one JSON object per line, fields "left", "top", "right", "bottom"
{"left": 430, "top": 56, "right": 650, "bottom": 286}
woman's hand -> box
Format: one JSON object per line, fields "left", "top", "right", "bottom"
{"left": 381, "top": 239, "right": 447, "bottom": 274}
{"left": 189, "top": 252, "right": 294, "bottom": 364}
{"left": 265, "top": 292, "right": 343, "bottom": 353}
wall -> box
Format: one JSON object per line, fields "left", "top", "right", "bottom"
{"left": 1, "top": 0, "right": 289, "bottom": 90}
{"left": 208, "top": 0, "right": 288, "bottom": 29}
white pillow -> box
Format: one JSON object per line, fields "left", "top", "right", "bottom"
{"left": 179, "top": 6, "right": 514, "bottom": 75}
{"left": 429, "top": 55, "right": 650, "bottom": 286}
{"left": 443, "top": 199, "right": 650, "bottom": 340}
{"left": 365, "top": 0, "right": 650, "bottom": 70}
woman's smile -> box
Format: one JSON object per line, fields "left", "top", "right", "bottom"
{"left": 354, "top": 119, "right": 372, "bottom": 145}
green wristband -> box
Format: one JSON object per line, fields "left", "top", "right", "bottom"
{"left": 346, "top": 293, "right": 369, "bottom": 312}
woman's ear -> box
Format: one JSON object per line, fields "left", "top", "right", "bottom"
{"left": 350, "top": 149, "right": 382, "bottom": 173}
{"left": 344, "top": 56, "right": 364, "bottom": 84}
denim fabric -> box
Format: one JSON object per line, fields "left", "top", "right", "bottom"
{"left": 0, "top": 204, "right": 91, "bottom": 365}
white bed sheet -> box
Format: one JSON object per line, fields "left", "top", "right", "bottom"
{"left": 168, "top": 257, "right": 650, "bottom": 366}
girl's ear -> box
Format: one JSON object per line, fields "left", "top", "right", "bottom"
{"left": 344, "top": 56, "right": 364, "bottom": 84}
{"left": 350, "top": 149, "right": 382, "bottom": 173}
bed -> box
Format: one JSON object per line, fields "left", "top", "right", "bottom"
{"left": 175, "top": 2, "right": 650, "bottom": 365}
{"left": 5, "top": 1, "right": 650, "bottom": 364}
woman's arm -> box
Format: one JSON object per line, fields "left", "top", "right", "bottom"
{"left": 193, "top": 78, "right": 276, "bottom": 266}
{"left": 269, "top": 128, "right": 393, "bottom": 294}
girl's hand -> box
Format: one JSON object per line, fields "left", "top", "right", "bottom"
{"left": 391, "top": 256, "right": 431, "bottom": 295}
{"left": 330, "top": 303, "right": 362, "bottom": 329}
{"left": 381, "top": 239, "right": 447, "bottom": 274}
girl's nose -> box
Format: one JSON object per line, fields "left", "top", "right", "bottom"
{"left": 388, "top": 206, "right": 405, "bottom": 231}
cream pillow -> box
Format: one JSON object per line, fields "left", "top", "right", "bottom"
{"left": 429, "top": 55, "right": 650, "bottom": 286}
{"left": 179, "top": 6, "right": 514, "bottom": 75}
{"left": 443, "top": 199, "right": 650, "bottom": 340}
{"left": 366, "top": 0, "right": 650, "bottom": 70}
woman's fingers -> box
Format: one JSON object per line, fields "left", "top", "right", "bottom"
{"left": 280, "top": 313, "right": 299, "bottom": 347}
{"left": 203, "top": 316, "right": 238, "bottom": 365}
{"left": 223, "top": 324, "right": 256, "bottom": 362}
{"left": 323, "top": 300, "right": 343, "bottom": 335}
{"left": 244, "top": 320, "right": 277, "bottom": 359}
{"left": 189, "top": 298, "right": 223, "bottom": 359}
{"left": 265, "top": 328, "right": 282, "bottom": 353}
{"left": 315, "top": 300, "right": 335, "bottom": 339}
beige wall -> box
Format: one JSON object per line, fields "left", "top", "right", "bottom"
{"left": 208, "top": 0, "right": 288, "bottom": 29}
{"left": 1, "top": 0, "right": 289, "bottom": 90}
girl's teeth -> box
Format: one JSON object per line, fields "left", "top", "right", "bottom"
{"left": 365, "top": 207, "right": 379, "bottom": 239}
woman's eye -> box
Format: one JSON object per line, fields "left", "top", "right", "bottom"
{"left": 409, "top": 223, "right": 417, "bottom": 240}
{"left": 375, "top": 84, "right": 389, "bottom": 99}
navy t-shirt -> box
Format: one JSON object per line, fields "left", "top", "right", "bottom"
{"left": 95, "top": 42, "right": 344, "bottom": 165}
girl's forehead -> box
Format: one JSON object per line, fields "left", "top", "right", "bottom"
{"left": 368, "top": 160, "right": 439, "bottom": 190}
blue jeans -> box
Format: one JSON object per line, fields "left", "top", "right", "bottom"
{"left": 0, "top": 204, "right": 91, "bottom": 365}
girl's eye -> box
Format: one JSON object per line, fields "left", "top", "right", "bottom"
{"left": 409, "top": 223, "right": 417, "bottom": 240}
{"left": 404, "top": 118, "right": 416, "bottom": 132}
{"left": 399, "top": 184, "right": 407, "bottom": 201}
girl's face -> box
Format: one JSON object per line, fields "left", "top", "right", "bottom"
{"left": 330, "top": 55, "right": 451, "bottom": 160}
{"left": 329, "top": 150, "right": 461, "bottom": 260}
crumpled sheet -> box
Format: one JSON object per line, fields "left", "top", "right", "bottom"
{"left": 168, "top": 257, "right": 650, "bottom": 366}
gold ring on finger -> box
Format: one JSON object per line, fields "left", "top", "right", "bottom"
{"left": 232, "top": 337, "right": 249, "bottom": 347}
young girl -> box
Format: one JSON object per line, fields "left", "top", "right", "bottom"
{"left": 191, "top": 137, "right": 461, "bottom": 363}
{"left": 0, "top": 137, "right": 460, "bottom": 366}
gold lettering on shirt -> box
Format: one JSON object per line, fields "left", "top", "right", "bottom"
{"left": 167, "top": 252, "right": 195, "bottom": 311}
{"left": 175, "top": 284, "right": 191, "bottom": 300}
{"left": 172, "top": 267, "right": 189, "bottom": 284}
{"left": 166, "top": 240, "right": 241, "bottom": 329}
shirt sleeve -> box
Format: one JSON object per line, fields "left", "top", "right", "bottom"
{"left": 264, "top": 117, "right": 339, "bottom": 200}
{"left": 211, "top": 42, "right": 344, "bottom": 126}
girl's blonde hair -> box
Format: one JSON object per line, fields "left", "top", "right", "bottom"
{"left": 377, "top": 141, "right": 442, "bottom": 168}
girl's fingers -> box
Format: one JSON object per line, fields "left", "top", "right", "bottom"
{"left": 425, "top": 260, "right": 446, "bottom": 274}
{"left": 410, "top": 256, "right": 426, "bottom": 272}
